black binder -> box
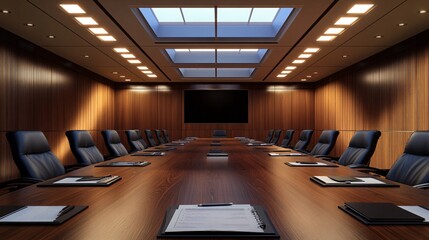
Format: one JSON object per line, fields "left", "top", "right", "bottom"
{"left": 0, "top": 205, "right": 87, "bottom": 225}
{"left": 38, "top": 175, "right": 121, "bottom": 187}
{"left": 339, "top": 202, "right": 429, "bottom": 225}
{"left": 157, "top": 205, "right": 279, "bottom": 239}
{"left": 96, "top": 161, "right": 151, "bottom": 167}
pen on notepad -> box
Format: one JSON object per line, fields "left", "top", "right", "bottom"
{"left": 197, "top": 202, "right": 233, "bottom": 207}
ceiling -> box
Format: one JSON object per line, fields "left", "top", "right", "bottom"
{"left": 0, "top": 0, "right": 428, "bottom": 83}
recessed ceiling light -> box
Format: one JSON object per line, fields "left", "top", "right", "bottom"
{"left": 142, "top": 71, "right": 153, "bottom": 74}
{"left": 88, "top": 27, "right": 108, "bottom": 34}
{"left": 324, "top": 27, "right": 345, "bottom": 35}
{"left": 125, "top": 79, "right": 131, "bottom": 82}
{"left": 47, "top": 35, "right": 55, "bottom": 39}
{"left": 419, "top": 10, "right": 427, "bottom": 14}
{"left": 2, "top": 10, "right": 11, "bottom": 14}
{"left": 147, "top": 74, "right": 157, "bottom": 78}
{"left": 314, "top": 72, "right": 318, "bottom": 74}
{"left": 25, "top": 23, "right": 34, "bottom": 27}
{"left": 75, "top": 17, "right": 98, "bottom": 25}
{"left": 120, "top": 75, "right": 126, "bottom": 78}
{"left": 281, "top": 71, "right": 292, "bottom": 74}
{"left": 397, "top": 23, "right": 407, "bottom": 27}
{"left": 347, "top": 4, "right": 374, "bottom": 14}
{"left": 342, "top": 55, "right": 349, "bottom": 58}
{"left": 84, "top": 55, "right": 89, "bottom": 58}
{"left": 301, "top": 78, "right": 307, "bottom": 82}
{"left": 285, "top": 66, "right": 296, "bottom": 70}
{"left": 112, "top": 71, "right": 118, "bottom": 74}
{"left": 128, "top": 59, "right": 141, "bottom": 64}
{"left": 121, "top": 54, "right": 136, "bottom": 59}
{"left": 335, "top": 17, "right": 359, "bottom": 26}
{"left": 375, "top": 35, "right": 383, "bottom": 39}
{"left": 304, "top": 48, "right": 320, "bottom": 53}
{"left": 293, "top": 59, "right": 306, "bottom": 64}
{"left": 277, "top": 74, "right": 287, "bottom": 78}
{"left": 137, "top": 66, "right": 149, "bottom": 70}
{"left": 317, "top": 35, "right": 337, "bottom": 41}
{"left": 60, "top": 4, "right": 86, "bottom": 14}
{"left": 306, "top": 75, "right": 312, "bottom": 78}
{"left": 97, "top": 35, "right": 116, "bottom": 41}
{"left": 298, "top": 54, "right": 312, "bottom": 59}
{"left": 113, "top": 48, "right": 129, "bottom": 53}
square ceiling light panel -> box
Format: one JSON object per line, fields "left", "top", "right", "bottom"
{"left": 179, "top": 68, "right": 255, "bottom": 78}
{"left": 139, "top": 7, "right": 294, "bottom": 39}
{"left": 165, "top": 49, "right": 268, "bottom": 63}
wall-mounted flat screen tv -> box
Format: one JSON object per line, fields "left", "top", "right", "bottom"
{"left": 184, "top": 90, "right": 248, "bottom": 123}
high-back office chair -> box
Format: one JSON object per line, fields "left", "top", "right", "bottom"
{"left": 264, "top": 129, "right": 274, "bottom": 143}
{"left": 294, "top": 130, "right": 314, "bottom": 151}
{"left": 270, "top": 129, "right": 282, "bottom": 144}
{"left": 101, "top": 130, "right": 128, "bottom": 157}
{"left": 280, "top": 130, "right": 295, "bottom": 148}
{"left": 145, "top": 129, "right": 159, "bottom": 147}
{"left": 66, "top": 130, "right": 104, "bottom": 165}
{"left": 125, "top": 130, "right": 148, "bottom": 152}
{"left": 309, "top": 130, "right": 339, "bottom": 156}
{"left": 155, "top": 129, "right": 166, "bottom": 144}
{"left": 332, "top": 130, "right": 381, "bottom": 167}
{"left": 6, "top": 131, "right": 65, "bottom": 181}
{"left": 162, "top": 129, "right": 171, "bottom": 142}
{"left": 212, "top": 130, "right": 227, "bottom": 138}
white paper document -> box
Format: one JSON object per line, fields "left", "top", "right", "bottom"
{"left": 0, "top": 206, "right": 65, "bottom": 222}
{"left": 269, "top": 152, "right": 303, "bottom": 156}
{"left": 54, "top": 177, "right": 99, "bottom": 184}
{"left": 399, "top": 206, "right": 429, "bottom": 222}
{"left": 314, "top": 176, "right": 386, "bottom": 184}
{"left": 288, "top": 162, "right": 327, "bottom": 166}
{"left": 165, "top": 205, "right": 264, "bottom": 233}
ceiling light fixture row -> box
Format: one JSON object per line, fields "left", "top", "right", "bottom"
{"left": 59, "top": 4, "right": 116, "bottom": 42}
{"left": 276, "top": 47, "right": 320, "bottom": 78}
{"left": 113, "top": 48, "right": 157, "bottom": 79}
{"left": 317, "top": 4, "right": 374, "bottom": 42}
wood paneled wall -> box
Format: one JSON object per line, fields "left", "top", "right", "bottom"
{"left": 115, "top": 85, "right": 315, "bottom": 150}
{"left": 315, "top": 30, "right": 429, "bottom": 169}
{"left": 0, "top": 29, "right": 115, "bottom": 181}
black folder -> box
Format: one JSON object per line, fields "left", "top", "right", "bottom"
{"left": 38, "top": 175, "right": 121, "bottom": 187}
{"left": 157, "top": 205, "right": 279, "bottom": 239}
{"left": 96, "top": 161, "right": 150, "bottom": 167}
{"left": 339, "top": 202, "right": 429, "bottom": 225}
{"left": 132, "top": 152, "right": 165, "bottom": 156}
{"left": 310, "top": 176, "right": 399, "bottom": 187}
{"left": 0, "top": 205, "right": 87, "bottom": 225}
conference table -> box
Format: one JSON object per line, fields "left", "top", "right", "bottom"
{"left": 0, "top": 138, "right": 428, "bottom": 239}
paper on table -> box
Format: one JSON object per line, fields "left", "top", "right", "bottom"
{"left": 269, "top": 153, "right": 303, "bottom": 156}
{"left": 314, "top": 176, "right": 386, "bottom": 184}
{"left": 165, "top": 205, "right": 264, "bottom": 233}
{"left": 0, "top": 206, "right": 65, "bottom": 222}
{"left": 54, "top": 177, "right": 99, "bottom": 184}
{"left": 288, "top": 162, "right": 327, "bottom": 166}
{"left": 399, "top": 206, "right": 429, "bottom": 222}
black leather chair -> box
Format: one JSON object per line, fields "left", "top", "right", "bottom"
{"left": 212, "top": 130, "right": 227, "bottom": 138}
{"left": 309, "top": 130, "right": 339, "bottom": 156}
{"left": 163, "top": 129, "right": 171, "bottom": 142}
{"left": 125, "top": 130, "right": 148, "bottom": 152}
{"left": 66, "top": 130, "right": 104, "bottom": 166}
{"left": 6, "top": 131, "right": 65, "bottom": 182}
{"left": 264, "top": 129, "right": 274, "bottom": 143}
{"left": 270, "top": 129, "right": 282, "bottom": 144}
{"left": 280, "top": 130, "right": 295, "bottom": 148}
{"left": 327, "top": 130, "right": 381, "bottom": 167}
{"left": 101, "top": 130, "right": 128, "bottom": 157}
{"left": 155, "top": 129, "right": 166, "bottom": 144}
{"left": 293, "top": 130, "right": 314, "bottom": 152}
{"left": 145, "top": 129, "right": 159, "bottom": 147}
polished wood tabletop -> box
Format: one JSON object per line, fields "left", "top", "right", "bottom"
{"left": 0, "top": 138, "right": 428, "bottom": 240}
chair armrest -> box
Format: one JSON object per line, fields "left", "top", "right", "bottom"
{"left": 355, "top": 166, "right": 390, "bottom": 176}
{"left": 348, "top": 164, "right": 370, "bottom": 169}
{"left": 313, "top": 155, "right": 335, "bottom": 159}
{"left": 64, "top": 164, "right": 87, "bottom": 172}
{"left": 413, "top": 183, "right": 429, "bottom": 189}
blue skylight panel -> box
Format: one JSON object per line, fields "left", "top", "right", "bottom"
{"left": 179, "top": 68, "right": 215, "bottom": 78}
{"left": 217, "top": 68, "right": 255, "bottom": 78}
{"left": 182, "top": 8, "right": 214, "bottom": 22}
{"left": 250, "top": 8, "right": 279, "bottom": 23}
{"left": 166, "top": 49, "right": 268, "bottom": 64}
{"left": 151, "top": 8, "right": 183, "bottom": 23}
{"left": 218, "top": 8, "right": 251, "bottom": 22}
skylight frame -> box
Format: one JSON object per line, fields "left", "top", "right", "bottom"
{"left": 179, "top": 68, "right": 255, "bottom": 78}
{"left": 165, "top": 48, "right": 269, "bottom": 64}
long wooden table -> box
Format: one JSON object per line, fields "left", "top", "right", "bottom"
{"left": 0, "top": 138, "right": 428, "bottom": 239}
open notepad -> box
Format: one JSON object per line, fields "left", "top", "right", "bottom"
{"left": 0, "top": 206, "right": 87, "bottom": 224}
{"left": 310, "top": 176, "right": 399, "bottom": 187}
{"left": 269, "top": 152, "right": 304, "bottom": 156}
{"left": 38, "top": 175, "right": 121, "bottom": 187}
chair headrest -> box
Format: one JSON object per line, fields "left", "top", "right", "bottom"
{"left": 102, "top": 130, "right": 121, "bottom": 144}
{"left": 66, "top": 130, "right": 95, "bottom": 148}
{"left": 404, "top": 131, "right": 429, "bottom": 156}
{"left": 318, "top": 130, "right": 339, "bottom": 144}
{"left": 348, "top": 130, "right": 381, "bottom": 148}
{"left": 7, "top": 131, "right": 51, "bottom": 155}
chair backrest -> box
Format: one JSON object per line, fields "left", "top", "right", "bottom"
{"left": 125, "top": 130, "right": 148, "bottom": 152}
{"left": 66, "top": 130, "right": 104, "bottom": 165}
{"left": 338, "top": 130, "right": 381, "bottom": 166}
{"left": 145, "top": 129, "right": 159, "bottom": 147}
{"left": 162, "top": 129, "right": 171, "bottom": 142}
{"left": 280, "top": 130, "right": 295, "bottom": 148}
{"left": 264, "top": 129, "right": 274, "bottom": 143}
{"left": 386, "top": 131, "right": 429, "bottom": 186}
{"left": 270, "top": 129, "right": 282, "bottom": 144}
{"left": 155, "top": 129, "right": 166, "bottom": 144}
{"left": 294, "top": 130, "right": 314, "bottom": 151}
{"left": 101, "top": 130, "right": 128, "bottom": 157}
{"left": 6, "top": 131, "right": 65, "bottom": 180}
{"left": 310, "top": 130, "right": 340, "bottom": 155}
{"left": 212, "top": 130, "right": 227, "bottom": 138}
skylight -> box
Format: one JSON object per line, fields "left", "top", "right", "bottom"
{"left": 138, "top": 7, "right": 294, "bottom": 38}
{"left": 179, "top": 68, "right": 255, "bottom": 78}
{"left": 165, "top": 49, "right": 268, "bottom": 63}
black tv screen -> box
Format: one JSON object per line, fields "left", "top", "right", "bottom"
{"left": 184, "top": 90, "right": 248, "bottom": 123}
